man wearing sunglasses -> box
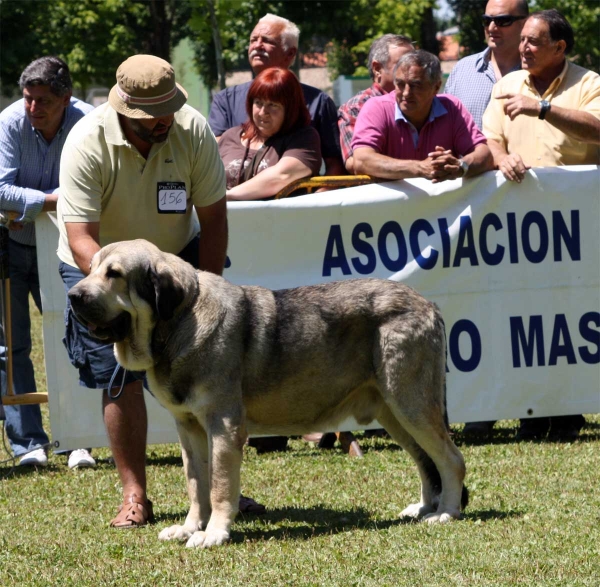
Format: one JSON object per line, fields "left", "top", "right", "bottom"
{"left": 483, "top": 9, "right": 600, "bottom": 442}
{"left": 445, "top": 0, "right": 529, "bottom": 131}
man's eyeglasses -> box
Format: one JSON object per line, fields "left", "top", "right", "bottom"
{"left": 482, "top": 14, "right": 526, "bottom": 28}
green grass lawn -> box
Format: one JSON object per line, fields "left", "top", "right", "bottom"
{"left": 1, "top": 302, "right": 599, "bottom": 586}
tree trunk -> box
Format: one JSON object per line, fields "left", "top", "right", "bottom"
{"left": 420, "top": 6, "right": 439, "bottom": 55}
{"left": 145, "top": 0, "right": 172, "bottom": 60}
{"left": 206, "top": 0, "right": 226, "bottom": 90}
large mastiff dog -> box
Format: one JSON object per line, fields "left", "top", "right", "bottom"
{"left": 68, "top": 239, "right": 467, "bottom": 548}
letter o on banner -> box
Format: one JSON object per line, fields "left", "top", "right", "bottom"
{"left": 449, "top": 319, "right": 482, "bottom": 372}
{"left": 378, "top": 221, "right": 408, "bottom": 271}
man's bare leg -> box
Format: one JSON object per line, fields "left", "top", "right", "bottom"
{"left": 103, "top": 380, "right": 152, "bottom": 527}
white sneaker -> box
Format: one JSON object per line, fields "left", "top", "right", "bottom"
{"left": 68, "top": 449, "right": 96, "bottom": 469}
{"left": 19, "top": 448, "right": 48, "bottom": 467}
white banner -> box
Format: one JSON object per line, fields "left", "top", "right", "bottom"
{"left": 36, "top": 167, "right": 600, "bottom": 451}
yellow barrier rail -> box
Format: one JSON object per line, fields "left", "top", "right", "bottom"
{"left": 274, "top": 175, "right": 373, "bottom": 199}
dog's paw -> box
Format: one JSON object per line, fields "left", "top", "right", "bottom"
{"left": 422, "top": 510, "right": 461, "bottom": 524}
{"left": 158, "top": 524, "right": 195, "bottom": 542}
{"left": 185, "top": 529, "right": 230, "bottom": 548}
{"left": 399, "top": 503, "right": 436, "bottom": 520}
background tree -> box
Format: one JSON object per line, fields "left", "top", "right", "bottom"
{"left": 188, "top": 0, "right": 275, "bottom": 90}
{"left": 187, "top": 0, "right": 440, "bottom": 87}
{"left": 447, "top": 0, "right": 487, "bottom": 57}
{"left": 1, "top": 0, "right": 597, "bottom": 99}
{"left": 0, "top": 0, "right": 192, "bottom": 96}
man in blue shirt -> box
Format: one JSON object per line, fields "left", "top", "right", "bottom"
{"left": 0, "top": 56, "right": 95, "bottom": 468}
{"left": 444, "top": 0, "right": 528, "bottom": 438}
{"left": 444, "top": 0, "right": 529, "bottom": 130}
{"left": 208, "top": 13, "right": 344, "bottom": 177}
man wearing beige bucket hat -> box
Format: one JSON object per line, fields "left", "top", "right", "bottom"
{"left": 55, "top": 54, "right": 244, "bottom": 528}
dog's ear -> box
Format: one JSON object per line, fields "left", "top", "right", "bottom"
{"left": 148, "top": 261, "right": 186, "bottom": 321}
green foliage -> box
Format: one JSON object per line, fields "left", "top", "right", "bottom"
{"left": 1, "top": 0, "right": 598, "bottom": 97}
{"left": 297, "top": 0, "right": 440, "bottom": 79}
{"left": 0, "top": 0, "right": 193, "bottom": 96}
{"left": 448, "top": 0, "right": 487, "bottom": 56}
{"left": 531, "top": 0, "right": 600, "bottom": 73}
{"left": 188, "top": 0, "right": 276, "bottom": 89}
{"left": 186, "top": 0, "right": 440, "bottom": 87}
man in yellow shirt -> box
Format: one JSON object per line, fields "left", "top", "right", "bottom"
{"left": 483, "top": 9, "right": 600, "bottom": 183}
{"left": 483, "top": 9, "right": 599, "bottom": 441}
{"left": 58, "top": 55, "right": 232, "bottom": 527}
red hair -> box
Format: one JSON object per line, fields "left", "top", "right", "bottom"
{"left": 243, "top": 67, "right": 311, "bottom": 141}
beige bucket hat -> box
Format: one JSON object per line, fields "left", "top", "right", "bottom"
{"left": 108, "top": 54, "right": 188, "bottom": 119}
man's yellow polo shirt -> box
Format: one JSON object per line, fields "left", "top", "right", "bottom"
{"left": 482, "top": 60, "right": 600, "bottom": 166}
{"left": 57, "top": 102, "right": 225, "bottom": 267}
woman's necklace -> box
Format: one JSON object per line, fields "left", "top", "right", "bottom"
{"left": 237, "top": 133, "right": 267, "bottom": 186}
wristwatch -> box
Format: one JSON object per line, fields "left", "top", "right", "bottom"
{"left": 458, "top": 158, "right": 469, "bottom": 178}
{"left": 538, "top": 99, "right": 551, "bottom": 120}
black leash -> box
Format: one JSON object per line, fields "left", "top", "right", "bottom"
{"left": 107, "top": 364, "right": 127, "bottom": 400}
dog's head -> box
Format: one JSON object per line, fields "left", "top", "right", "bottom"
{"left": 68, "top": 239, "right": 198, "bottom": 345}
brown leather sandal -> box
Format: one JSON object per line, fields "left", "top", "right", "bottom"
{"left": 110, "top": 494, "right": 155, "bottom": 528}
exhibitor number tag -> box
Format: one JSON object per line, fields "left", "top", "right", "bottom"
{"left": 157, "top": 182, "right": 187, "bottom": 214}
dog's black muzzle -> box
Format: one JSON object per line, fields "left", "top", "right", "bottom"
{"left": 68, "top": 288, "right": 131, "bottom": 343}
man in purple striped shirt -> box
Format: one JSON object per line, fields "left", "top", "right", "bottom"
{"left": 353, "top": 51, "right": 493, "bottom": 182}
{"left": 0, "top": 57, "right": 94, "bottom": 468}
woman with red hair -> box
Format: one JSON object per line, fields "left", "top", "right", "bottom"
{"left": 218, "top": 67, "right": 322, "bottom": 200}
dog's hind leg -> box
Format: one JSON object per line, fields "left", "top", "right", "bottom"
{"left": 159, "top": 416, "right": 211, "bottom": 543}
{"left": 377, "top": 405, "right": 439, "bottom": 520}
{"left": 415, "top": 426, "right": 465, "bottom": 524}
{"left": 376, "top": 327, "right": 466, "bottom": 523}
{"left": 185, "top": 406, "right": 246, "bottom": 548}
{"left": 381, "top": 397, "right": 466, "bottom": 524}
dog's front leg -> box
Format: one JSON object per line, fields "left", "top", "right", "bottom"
{"left": 159, "top": 417, "right": 211, "bottom": 543}
{"left": 185, "top": 412, "right": 245, "bottom": 548}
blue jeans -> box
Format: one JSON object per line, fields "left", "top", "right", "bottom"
{"left": 1, "top": 240, "right": 49, "bottom": 456}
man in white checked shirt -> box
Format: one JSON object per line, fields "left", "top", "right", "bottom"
{"left": 0, "top": 57, "right": 95, "bottom": 468}
{"left": 445, "top": 0, "right": 529, "bottom": 130}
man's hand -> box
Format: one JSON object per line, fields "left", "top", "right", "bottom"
{"left": 496, "top": 93, "right": 540, "bottom": 120}
{"left": 425, "top": 146, "right": 462, "bottom": 183}
{"left": 497, "top": 152, "right": 531, "bottom": 183}
{"left": 0, "top": 211, "right": 23, "bottom": 230}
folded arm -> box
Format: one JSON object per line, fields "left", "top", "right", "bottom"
{"left": 354, "top": 144, "right": 492, "bottom": 183}
{"left": 428, "top": 143, "right": 493, "bottom": 183}
{"left": 226, "top": 156, "right": 314, "bottom": 201}
{"left": 353, "top": 147, "right": 424, "bottom": 180}
{"left": 0, "top": 124, "right": 57, "bottom": 220}
{"left": 497, "top": 92, "right": 600, "bottom": 144}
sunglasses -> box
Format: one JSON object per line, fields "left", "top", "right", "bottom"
{"left": 482, "top": 14, "right": 526, "bottom": 28}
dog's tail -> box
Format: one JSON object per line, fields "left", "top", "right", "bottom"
{"left": 440, "top": 311, "right": 450, "bottom": 431}
{"left": 438, "top": 311, "right": 469, "bottom": 511}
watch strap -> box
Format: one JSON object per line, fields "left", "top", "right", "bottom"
{"left": 539, "top": 100, "right": 551, "bottom": 120}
